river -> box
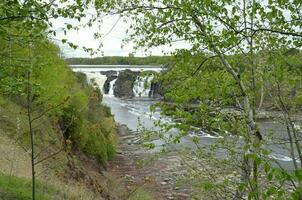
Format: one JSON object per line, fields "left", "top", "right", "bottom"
{"left": 71, "top": 66, "right": 300, "bottom": 171}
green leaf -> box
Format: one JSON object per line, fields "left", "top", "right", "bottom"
{"left": 66, "top": 24, "right": 72, "bottom": 30}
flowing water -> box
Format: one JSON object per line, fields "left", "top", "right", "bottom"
{"left": 108, "top": 78, "right": 117, "bottom": 97}
{"left": 133, "top": 75, "right": 154, "bottom": 97}
{"left": 85, "top": 72, "right": 107, "bottom": 93}
{"left": 72, "top": 67, "right": 300, "bottom": 171}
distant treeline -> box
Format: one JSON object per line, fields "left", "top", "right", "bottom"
{"left": 65, "top": 56, "right": 174, "bottom": 65}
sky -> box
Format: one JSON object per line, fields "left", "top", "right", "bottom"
{"left": 52, "top": 11, "right": 189, "bottom": 58}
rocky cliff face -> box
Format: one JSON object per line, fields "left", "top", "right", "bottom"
{"left": 149, "top": 81, "right": 163, "bottom": 98}
{"left": 114, "top": 70, "right": 139, "bottom": 98}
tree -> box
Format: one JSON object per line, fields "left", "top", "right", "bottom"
{"left": 0, "top": 1, "right": 96, "bottom": 199}
{"left": 96, "top": 0, "right": 302, "bottom": 199}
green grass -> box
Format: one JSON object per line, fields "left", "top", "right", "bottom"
{"left": 128, "top": 188, "right": 154, "bottom": 200}
{"left": 0, "top": 174, "right": 62, "bottom": 200}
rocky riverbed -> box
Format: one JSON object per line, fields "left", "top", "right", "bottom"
{"left": 107, "top": 124, "right": 192, "bottom": 200}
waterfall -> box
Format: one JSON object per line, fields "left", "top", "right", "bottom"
{"left": 84, "top": 72, "right": 107, "bottom": 93}
{"left": 108, "top": 78, "right": 117, "bottom": 97}
{"left": 83, "top": 71, "right": 157, "bottom": 98}
{"left": 133, "top": 75, "right": 154, "bottom": 97}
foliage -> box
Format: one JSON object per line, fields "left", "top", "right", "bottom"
{"left": 57, "top": 72, "right": 116, "bottom": 164}
{"left": 153, "top": 49, "right": 302, "bottom": 199}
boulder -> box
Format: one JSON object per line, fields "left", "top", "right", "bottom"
{"left": 114, "top": 70, "right": 139, "bottom": 98}
{"left": 149, "top": 81, "right": 163, "bottom": 98}
{"left": 100, "top": 70, "right": 117, "bottom": 77}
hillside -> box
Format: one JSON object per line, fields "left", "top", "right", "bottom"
{"left": 66, "top": 56, "right": 173, "bottom": 65}
{"left": 0, "top": 37, "right": 119, "bottom": 199}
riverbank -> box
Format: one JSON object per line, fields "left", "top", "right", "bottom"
{"left": 106, "top": 124, "right": 192, "bottom": 200}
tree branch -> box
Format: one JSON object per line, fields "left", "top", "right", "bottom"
{"left": 31, "top": 99, "right": 68, "bottom": 123}
{"left": 191, "top": 55, "right": 217, "bottom": 76}
{"left": 34, "top": 148, "right": 63, "bottom": 166}
{"left": 250, "top": 27, "right": 302, "bottom": 38}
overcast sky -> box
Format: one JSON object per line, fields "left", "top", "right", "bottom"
{"left": 52, "top": 12, "right": 189, "bottom": 58}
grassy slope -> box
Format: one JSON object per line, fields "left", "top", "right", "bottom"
{"left": 0, "top": 38, "right": 117, "bottom": 198}
{"left": 0, "top": 174, "right": 60, "bottom": 200}
{"left": 0, "top": 84, "right": 154, "bottom": 200}
{"left": 0, "top": 94, "right": 107, "bottom": 199}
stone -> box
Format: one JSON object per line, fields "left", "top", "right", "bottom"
{"left": 160, "top": 181, "right": 168, "bottom": 185}
{"left": 149, "top": 81, "right": 163, "bottom": 98}
{"left": 125, "top": 174, "right": 134, "bottom": 180}
{"left": 114, "top": 69, "right": 139, "bottom": 98}
{"left": 164, "top": 177, "right": 170, "bottom": 182}
{"left": 100, "top": 70, "right": 117, "bottom": 77}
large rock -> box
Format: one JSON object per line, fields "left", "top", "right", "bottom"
{"left": 149, "top": 81, "right": 163, "bottom": 98}
{"left": 114, "top": 70, "right": 139, "bottom": 98}
{"left": 100, "top": 70, "right": 117, "bottom": 77}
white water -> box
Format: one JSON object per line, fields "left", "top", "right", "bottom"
{"left": 189, "top": 131, "right": 223, "bottom": 139}
{"left": 269, "top": 154, "right": 301, "bottom": 163}
{"left": 84, "top": 72, "right": 107, "bottom": 93}
{"left": 73, "top": 66, "right": 160, "bottom": 97}
{"left": 108, "top": 78, "right": 117, "bottom": 97}
{"left": 133, "top": 75, "right": 154, "bottom": 97}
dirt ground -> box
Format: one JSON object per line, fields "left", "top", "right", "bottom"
{"left": 106, "top": 125, "right": 192, "bottom": 200}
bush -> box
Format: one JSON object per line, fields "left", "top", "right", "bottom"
{"left": 59, "top": 74, "right": 117, "bottom": 164}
